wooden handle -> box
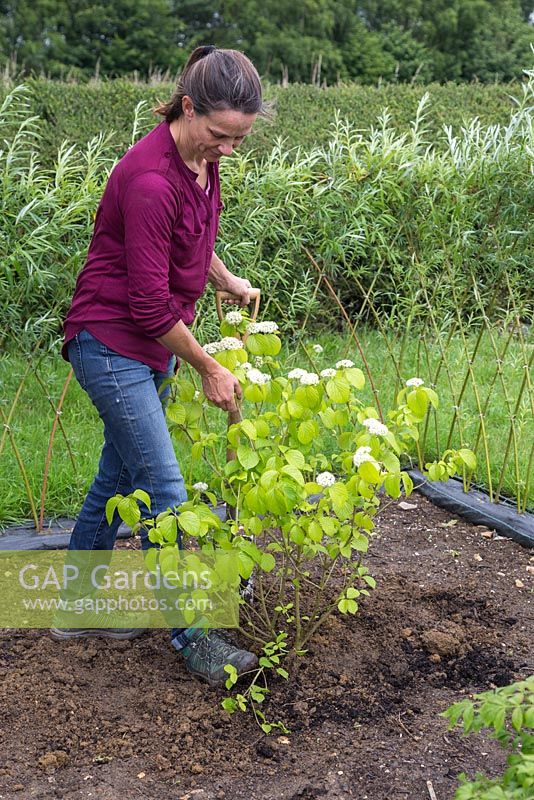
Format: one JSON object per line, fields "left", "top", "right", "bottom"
{"left": 216, "top": 287, "right": 261, "bottom": 324}
{"left": 217, "top": 287, "right": 260, "bottom": 302}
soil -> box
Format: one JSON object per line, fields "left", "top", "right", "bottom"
{"left": 0, "top": 495, "right": 533, "bottom": 800}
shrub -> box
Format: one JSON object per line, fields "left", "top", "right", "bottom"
{"left": 443, "top": 677, "right": 534, "bottom": 798}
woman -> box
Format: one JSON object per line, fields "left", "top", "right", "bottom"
{"left": 51, "top": 46, "right": 263, "bottom": 686}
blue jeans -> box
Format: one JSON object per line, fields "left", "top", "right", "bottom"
{"left": 67, "top": 329, "right": 187, "bottom": 641}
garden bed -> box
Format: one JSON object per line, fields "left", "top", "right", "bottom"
{"left": 0, "top": 494, "right": 532, "bottom": 800}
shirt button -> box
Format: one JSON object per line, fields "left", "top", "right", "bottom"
{"left": 164, "top": 151, "right": 172, "bottom": 158}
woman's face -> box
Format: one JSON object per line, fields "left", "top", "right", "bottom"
{"left": 183, "top": 98, "right": 257, "bottom": 162}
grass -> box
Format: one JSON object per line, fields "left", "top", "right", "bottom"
{"left": 1, "top": 324, "right": 532, "bottom": 529}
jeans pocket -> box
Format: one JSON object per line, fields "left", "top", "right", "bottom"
{"left": 68, "top": 334, "right": 87, "bottom": 390}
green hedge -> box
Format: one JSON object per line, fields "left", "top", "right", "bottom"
{"left": 2, "top": 78, "right": 522, "bottom": 165}
{"left": 0, "top": 80, "right": 531, "bottom": 352}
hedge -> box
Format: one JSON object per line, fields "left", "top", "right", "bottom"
{"left": 1, "top": 78, "right": 522, "bottom": 165}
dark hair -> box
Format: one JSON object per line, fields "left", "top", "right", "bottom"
{"left": 155, "top": 46, "right": 266, "bottom": 121}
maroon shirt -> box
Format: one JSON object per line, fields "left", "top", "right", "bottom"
{"left": 63, "top": 121, "right": 222, "bottom": 371}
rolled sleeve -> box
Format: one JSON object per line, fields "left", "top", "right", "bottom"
{"left": 122, "top": 171, "right": 183, "bottom": 338}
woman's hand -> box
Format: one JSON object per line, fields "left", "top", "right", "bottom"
{"left": 156, "top": 320, "right": 242, "bottom": 412}
{"left": 208, "top": 252, "right": 252, "bottom": 306}
{"left": 222, "top": 274, "right": 252, "bottom": 306}
{"left": 200, "top": 361, "right": 242, "bottom": 412}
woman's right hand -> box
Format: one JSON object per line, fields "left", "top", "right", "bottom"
{"left": 200, "top": 361, "right": 242, "bottom": 412}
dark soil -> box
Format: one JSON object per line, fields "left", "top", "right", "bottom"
{"left": 0, "top": 495, "right": 532, "bottom": 800}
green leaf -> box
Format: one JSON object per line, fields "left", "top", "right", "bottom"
{"left": 319, "top": 516, "right": 337, "bottom": 536}
{"left": 221, "top": 698, "right": 237, "bottom": 713}
{"left": 244, "top": 484, "right": 268, "bottom": 515}
{"left": 354, "top": 511, "right": 374, "bottom": 531}
{"left": 427, "top": 462, "right": 443, "bottom": 482}
{"left": 295, "top": 385, "right": 320, "bottom": 409}
{"left": 338, "top": 597, "right": 349, "bottom": 613}
{"left": 358, "top": 460, "right": 381, "bottom": 484}
{"left": 238, "top": 552, "right": 255, "bottom": 579}
{"left": 159, "top": 547, "right": 179, "bottom": 577}
{"left": 512, "top": 706, "right": 524, "bottom": 733}
{"left": 425, "top": 387, "right": 439, "bottom": 408}
{"left": 131, "top": 489, "right": 151, "bottom": 511}
{"left": 381, "top": 450, "right": 400, "bottom": 473}
{"left": 320, "top": 407, "right": 338, "bottom": 429}
{"left": 458, "top": 448, "right": 477, "bottom": 471}
{"left": 308, "top": 520, "right": 323, "bottom": 542}
{"left": 157, "top": 514, "right": 177, "bottom": 543}
{"left": 240, "top": 419, "right": 257, "bottom": 440}
{"left": 281, "top": 464, "right": 305, "bottom": 485}
{"left": 260, "top": 553, "right": 276, "bottom": 572}
{"left": 285, "top": 449, "right": 306, "bottom": 468}
{"left": 329, "top": 482, "right": 353, "bottom": 519}
{"left": 237, "top": 444, "right": 260, "bottom": 470}
{"left": 250, "top": 686, "right": 266, "bottom": 703}
{"left": 287, "top": 398, "right": 305, "bottom": 418}
{"left": 262, "top": 333, "right": 282, "bottom": 356}
{"left": 244, "top": 383, "right": 264, "bottom": 403}
{"left": 105, "top": 496, "right": 121, "bottom": 525}
{"left": 265, "top": 380, "right": 282, "bottom": 404}
{"left": 352, "top": 535, "right": 369, "bottom": 553}
{"left": 246, "top": 516, "right": 263, "bottom": 536}
{"left": 407, "top": 389, "right": 429, "bottom": 418}
{"left": 384, "top": 473, "right": 401, "bottom": 498}
{"left": 178, "top": 510, "right": 201, "bottom": 536}
{"left": 166, "top": 402, "right": 186, "bottom": 425}
{"left": 401, "top": 472, "right": 414, "bottom": 497}
{"left": 175, "top": 379, "right": 196, "bottom": 402}
{"left": 117, "top": 496, "right": 141, "bottom": 527}
{"left": 255, "top": 419, "right": 270, "bottom": 438}
{"left": 297, "top": 419, "right": 318, "bottom": 445}
{"left": 260, "top": 470, "right": 279, "bottom": 491}
{"left": 265, "top": 486, "right": 290, "bottom": 514}
{"left": 326, "top": 376, "right": 350, "bottom": 404}
{"left": 290, "top": 525, "right": 305, "bottom": 546}
{"left": 276, "top": 668, "right": 289, "bottom": 680}
{"left": 246, "top": 332, "right": 281, "bottom": 356}
{"left": 345, "top": 367, "right": 365, "bottom": 390}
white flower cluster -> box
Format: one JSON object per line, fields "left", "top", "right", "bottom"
{"left": 203, "top": 337, "right": 244, "bottom": 354}
{"left": 406, "top": 377, "right": 424, "bottom": 387}
{"left": 287, "top": 368, "right": 308, "bottom": 380}
{"left": 193, "top": 482, "right": 208, "bottom": 492}
{"left": 362, "top": 418, "right": 389, "bottom": 436}
{"left": 320, "top": 368, "right": 336, "bottom": 378}
{"left": 300, "top": 372, "right": 320, "bottom": 385}
{"left": 352, "top": 446, "right": 374, "bottom": 467}
{"left": 247, "top": 368, "right": 271, "bottom": 385}
{"left": 312, "top": 344, "right": 324, "bottom": 354}
{"left": 247, "top": 321, "right": 279, "bottom": 334}
{"left": 225, "top": 310, "right": 243, "bottom": 326}
{"left": 316, "top": 471, "right": 336, "bottom": 487}
{"left": 241, "top": 362, "right": 252, "bottom": 371}
{"left": 335, "top": 359, "right": 354, "bottom": 369}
